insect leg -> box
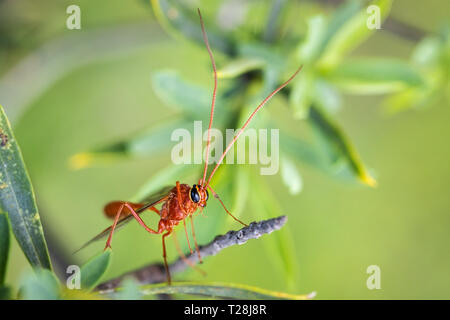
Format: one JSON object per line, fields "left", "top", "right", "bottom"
{"left": 183, "top": 219, "right": 193, "bottom": 254}
{"left": 175, "top": 181, "right": 193, "bottom": 253}
{"left": 123, "top": 203, "right": 161, "bottom": 234}
{"left": 172, "top": 231, "right": 206, "bottom": 276}
{"left": 190, "top": 215, "right": 203, "bottom": 264}
{"left": 148, "top": 206, "right": 160, "bottom": 215}
{"left": 162, "top": 230, "right": 172, "bottom": 284}
{"left": 104, "top": 205, "right": 124, "bottom": 250}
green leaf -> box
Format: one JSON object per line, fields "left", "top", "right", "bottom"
{"left": 280, "top": 133, "right": 323, "bottom": 169}
{"left": 128, "top": 119, "right": 193, "bottom": 156}
{"left": 238, "top": 43, "right": 284, "bottom": 78}
{"left": 217, "top": 57, "right": 265, "bottom": 79}
{"left": 69, "top": 150, "right": 128, "bottom": 171}
{"left": 80, "top": 250, "right": 112, "bottom": 291}
{"left": 152, "top": 71, "right": 225, "bottom": 121}
{"left": 69, "top": 119, "right": 191, "bottom": 170}
{"left": 151, "top": 0, "right": 234, "bottom": 55}
{"left": 235, "top": 43, "right": 286, "bottom": 105}
{"left": 249, "top": 171, "right": 298, "bottom": 287}
{"left": 280, "top": 155, "right": 303, "bottom": 195}
{"left": 319, "top": 0, "right": 361, "bottom": 52}
{"left": 412, "top": 36, "right": 442, "bottom": 67}
{"left": 61, "top": 288, "right": 103, "bottom": 300}
{"left": 384, "top": 29, "right": 449, "bottom": 113}
{"left": 297, "top": 2, "right": 361, "bottom": 65}
{"left": 112, "top": 281, "right": 315, "bottom": 300}
{"left": 309, "top": 105, "right": 376, "bottom": 187}
{"left": 318, "top": 0, "right": 393, "bottom": 69}
{"left": 289, "top": 68, "right": 315, "bottom": 118}
{"left": 313, "top": 79, "right": 342, "bottom": 114}
{"left": 230, "top": 167, "right": 249, "bottom": 221}
{"left": 0, "top": 285, "right": 13, "bottom": 300}
{"left": 0, "top": 105, "right": 52, "bottom": 269}
{"left": 383, "top": 84, "right": 439, "bottom": 114}
{"left": 20, "top": 269, "right": 61, "bottom": 300}
{"left": 0, "top": 210, "right": 10, "bottom": 285}
{"left": 325, "top": 58, "right": 425, "bottom": 94}
{"left": 114, "top": 278, "right": 142, "bottom": 300}
{"left": 297, "top": 15, "right": 328, "bottom": 63}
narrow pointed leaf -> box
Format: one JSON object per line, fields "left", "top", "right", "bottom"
{"left": 383, "top": 86, "right": 435, "bottom": 114}
{"left": 61, "top": 288, "right": 103, "bottom": 300}
{"left": 290, "top": 68, "right": 315, "bottom": 118}
{"left": 297, "top": 2, "right": 361, "bottom": 65}
{"left": 314, "top": 79, "right": 342, "bottom": 114}
{"left": 0, "top": 285, "right": 12, "bottom": 299}
{"left": 326, "top": 58, "right": 425, "bottom": 94}
{"left": 217, "top": 57, "right": 265, "bottom": 79}
{"left": 0, "top": 105, "right": 52, "bottom": 269}
{"left": 114, "top": 278, "right": 142, "bottom": 300}
{"left": 238, "top": 44, "right": 284, "bottom": 90}
{"left": 412, "top": 35, "right": 444, "bottom": 67}
{"left": 309, "top": 105, "right": 376, "bottom": 187}
{"left": 230, "top": 167, "right": 249, "bottom": 222}
{"left": 80, "top": 250, "right": 112, "bottom": 291}
{"left": 69, "top": 119, "right": 190, "bottom": 169}
{"left": 20, "top": 269, "right": 60, "bottom": 300}
{"left": 319, "top": 0, "right": 361, "bottom": 52}
{"left": 318, "top": 0, "right": 393, "bottom": 69}
{"left": 152, "top": 71, "right": 224, "bottom": 120}
{"left": 107, "top": 281, "right": 315, "bottom": 300}
{"left": 151, "top": 0, "right": 234, "bottom": 55}
{"left": 280, "top": 133, "right": 323, "bottom": 169}
{"left": 249, "top": 172, "right": 298, "bottom": 286}
{"left": 0, "top": 210, "right": 10, "bottom": 285}
{"left": 297, "top": 15, "right": 328, "bottom": 63}
{"left": 280, "top": 155, "right": 303, "bottom": 195}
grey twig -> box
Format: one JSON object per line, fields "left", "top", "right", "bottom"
{"left": 96, "top": 215, "right": 287, "bottom": 292}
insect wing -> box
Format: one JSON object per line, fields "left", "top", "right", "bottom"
{"left": 73, "top": 191, "right": 170, "bottom": 254}
{"left": 138, "top": 185, "right": 173, "bottom": 209}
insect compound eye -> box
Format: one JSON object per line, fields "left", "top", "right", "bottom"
{"left": 205, "top": 189, "right": 209, "bottom": 201}
{"left": 190, "top": 185, "right": 200, "bottom": 203}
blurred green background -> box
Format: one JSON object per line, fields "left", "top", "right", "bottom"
{"left": 0, "top": 0, "right": 449, "bottom": 299}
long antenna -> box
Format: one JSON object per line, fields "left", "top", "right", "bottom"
{"left": 205, "top": 65, "right": 303, "bottom": 188}
{"left": 198, "top": 9, "right": 218, "bottom": 186}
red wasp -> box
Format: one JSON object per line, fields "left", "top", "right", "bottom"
{"left": 76, "top": 9, "right": 302, "bottom": 284}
